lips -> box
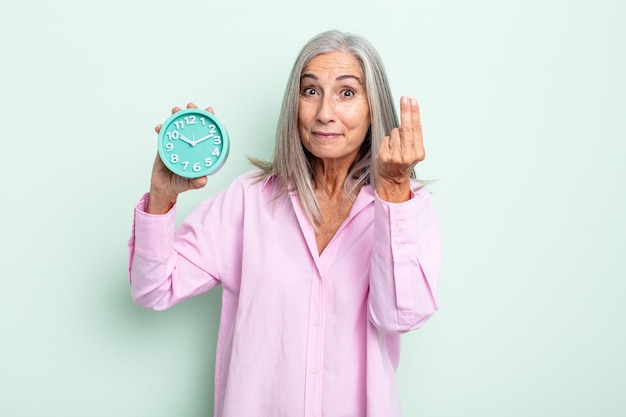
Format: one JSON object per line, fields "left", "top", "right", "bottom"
{"left": 312, "top": 131, "right": 340, "bottom": 139}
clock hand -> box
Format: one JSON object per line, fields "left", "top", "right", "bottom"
{"left": 178, "top": 133, "right": 196, "bottom": 146}
{"left": 194, "top": 134, "right": 214, "bottom": 145}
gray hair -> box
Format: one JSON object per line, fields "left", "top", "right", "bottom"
{"left": 251, "top": 29, "right": 402, "bottom": 224}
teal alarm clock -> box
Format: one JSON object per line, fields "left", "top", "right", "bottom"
{"left": 157, "top": 108, "right": 230, "bottom": 178}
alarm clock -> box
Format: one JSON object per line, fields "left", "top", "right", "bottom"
{"left": 157, "top": 108, "right": 230, "bottom": 178}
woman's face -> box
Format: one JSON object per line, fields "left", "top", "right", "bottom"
{"left": 298, "top": 50, "right": 371, "bottom": 170}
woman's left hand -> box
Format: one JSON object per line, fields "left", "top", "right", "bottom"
{"left": 375, "top": 96, "right": 425, "bottom": 203}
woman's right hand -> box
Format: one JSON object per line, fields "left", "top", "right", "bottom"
{"left": 147, "top": 103, "right": 213, "bottom": 214}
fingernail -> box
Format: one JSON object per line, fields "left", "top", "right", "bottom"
{"left": 411, "top": 97, "right": 417, "bottom": 106}
{"left": 401, "top": 96, "right": 408, "bottom": 104}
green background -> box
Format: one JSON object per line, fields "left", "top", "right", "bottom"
{"left": 1, "top": 0, "right": 624, "bottom": 415}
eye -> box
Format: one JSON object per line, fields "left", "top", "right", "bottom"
{"left": 302, "top": 87, "right": 318, "bottom": 95}
{"left": 341, "top": 89, "right": 356, "bottom": 97}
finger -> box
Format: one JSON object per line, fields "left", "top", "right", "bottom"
{"left": 186, "top": 102, "right": 198, "bottom": 109}
{"left": 171, "top": 106, "right": 181, "bottom": 114}
{"left": 388, "top": 128, "right": 402, "bottom": 151}
{"left": 191, "top": 176, "right": 208, "bottom": 189}
{"left": 378, "top": 135, "right": 390, "bottom": 160}
{"left": 154, "top": 124, "right": 162, "bottom": 133}
{"left": 411, "top": 98, "right": 422, "bottom": 131}
{"left": 154, "top": 151, "right": 167, "bottom": 166}
{"left": 410, "top": 98, "right": 425, "bottom": 160}
{"left": 410, "top": 97, "right": 422, "bottom": 135}
{"left": 379, "top": 129, "right": 403, "bottom": 165}
{"left": 399, "top": 96, "right": 412, "bottom": 138}
{"left": 380, "top": 134, "right": 390, "bottom": 151}
{"left": 206, "top": 106, "right": 215, "bottom": 115}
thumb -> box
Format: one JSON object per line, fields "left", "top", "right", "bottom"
{"left": 190, "top": 176, "right": 208, "bottom": 189}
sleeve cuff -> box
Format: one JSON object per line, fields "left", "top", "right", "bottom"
{"left": 373, "top": 187, "right": 430, "bottom": 261}
{"left": 133, "top": 193, "right": 177, "bottom": 260}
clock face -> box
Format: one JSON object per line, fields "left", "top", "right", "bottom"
{"left": 157, "top": 108, "right": 230, "bottom": 178}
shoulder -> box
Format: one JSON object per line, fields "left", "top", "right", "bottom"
{"left": 228, "top": 168, "right": 278, "bottom": 194}
{"left": 202, "top": 169, "right": 281, "bottom": 207}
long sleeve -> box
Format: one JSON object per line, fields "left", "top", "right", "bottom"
{"left": 126, "top": 173, "right": 441, "bottom": 416}
{"left": 128, "top": 193, "right": 223, "bottom": 310}
{"left": 368, "top": 186, "right": 442, "bottom": 334}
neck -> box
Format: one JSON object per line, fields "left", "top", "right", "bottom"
{"left": 313, "top": 160, "right": 352, "bottom": 199}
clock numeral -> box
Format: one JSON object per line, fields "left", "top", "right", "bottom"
{"left": 166, "top": 131, "right": 180, "bottom": 140}
{"left": 205, "top": 158, "right": 213, "bottom": 167}
{"left": 174, "top": 121, "right": 184, "bottom": 130}
{"left": 208, "top": 124, "right": 217, "bottom": 134}
{"left": 200, "top": 117, "right": 206, "bottom": 126}
{"left": 184, "top": 115, "right": 197, "bottom": 125}
{"left": 181, "top": 161, "right": 189, "bottom": 170}
{"left": 212, "top": 148, "right": 221, "bottom": 157}
{"left": 165, "top": 143, "right": 174, "bottom": 152}
{"left": 193, "top": 163, "right": 202, "bottom": 172}
{"left": 213, "top": 136, "right": 221, "bottom": 145}
{"left": 170, "top": 154, "right": 179, "bottom": 163}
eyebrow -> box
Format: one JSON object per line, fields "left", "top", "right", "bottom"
{"left": 300, "top": 73, "right": 364, "bottom": 84}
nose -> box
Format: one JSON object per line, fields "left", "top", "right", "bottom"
{"left": 316, "top": 94, "right": 335, "bottom": 124}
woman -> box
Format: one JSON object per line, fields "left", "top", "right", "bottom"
{"left": 129, "top": 30, "right": 441, "bottom": 417}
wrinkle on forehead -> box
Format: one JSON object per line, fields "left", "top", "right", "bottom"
{"left": 301, "top": 51, "right": 364, "bottom": 83}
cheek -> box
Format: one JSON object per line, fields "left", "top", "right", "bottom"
{"left": 342, "top": 100, "right": 370, "bottom": 131}
{"left": 347, "top": 111, "right": 370, "bottom": 133}
{"left": 297, "top": 102, "right": 312, "bottom": 130}
{"left": 297, "top": 116, "right": 307, "bottom": 137}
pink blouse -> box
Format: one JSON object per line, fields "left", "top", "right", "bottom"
{"left": 128, "top": 170, "right": 442, "bottom": 417}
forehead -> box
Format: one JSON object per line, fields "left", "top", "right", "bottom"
{"left": 301, "top": 50, "right": 364, "bottom": 81}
